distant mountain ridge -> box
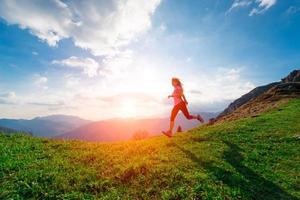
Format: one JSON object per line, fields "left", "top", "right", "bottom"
{"left": 0, "top": 115, "right": 91, "bottom": 137}
{"left": 0, "top": 125, "right": 31, "bottom": 135}
{"left": 0, "top": 112, "right": 217, "bottom": 140}
{"left": 56, "top": 112, "right": 218, "bottom": 142}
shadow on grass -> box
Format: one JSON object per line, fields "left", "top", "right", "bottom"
{"left": 170, "top": 141, "right": 298, "bottom": 200}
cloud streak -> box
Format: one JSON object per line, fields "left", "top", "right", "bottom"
{"left": 227, "top": 0, "right": 252, "bottom": 14}
{"left": 0, "top": 92, "right": 18, "bottom": 105}
{"left": 249, "top": 0, "right": 277, "bottom": 16}
{"left": 227, "top": 0, "right": 277, "bottom": 16}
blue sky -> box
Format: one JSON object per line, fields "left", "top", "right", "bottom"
{"left": 0, "top": 0, "right": 299, "bottom": 120}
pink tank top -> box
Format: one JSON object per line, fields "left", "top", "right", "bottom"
{"left": 172, "top": 86, "right": 183, "bottom": 105}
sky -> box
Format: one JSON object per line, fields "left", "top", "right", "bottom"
{"left": 0, "top": 0, "right": 299, "bottom": 120}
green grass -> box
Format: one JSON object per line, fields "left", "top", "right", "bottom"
{"left": 1, "top": 99, "right": 300, "bottom": 200}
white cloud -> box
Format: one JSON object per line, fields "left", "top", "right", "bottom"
{"left": 256, "top": 0, "right": 277, "bottom": 10}
{"left": 227, "top": 0, "right": 252, "bottom": 13}
{"left": 64, "top": 74, "right": 80, "bottom": 89}
{"left": 222, "top": 68, "right": 241, "bottom": 81}
{"left": 227, "top": 0, "right": 277, "bottom": 16}
{"left": 34, "top": 76, "right": 47, "bottom": 85}
{"left": 102, "top": 50, "right": 133, "bottom": 77}
{"left": 0, "top": 91, "right": 18, "bottom": 104}
{"left": 186, "top": 67, "right": 255, "bottom": 104}
{"left": 53, "top": 56, "right": 100, "bottom": 77}
{"left": 250, "top": 0, "right": 277, "bottom": 16}
{"left": 34, "top": 74, "right": 48, "bottom": 90}
{"left": 0, "top": 0, "right": 161, "bottom": 79}
{"left": 0, "top": 0, "right": 161, "bottom": 56}
{"left": 0, "top": 0, "right": 73, "bottom": 46}
{"left": 32, "top": 51, "right": 38, "bottom": 55}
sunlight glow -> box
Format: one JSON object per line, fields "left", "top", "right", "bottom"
{"left": 119, "top": 99, "right": 138, "bottom": 118}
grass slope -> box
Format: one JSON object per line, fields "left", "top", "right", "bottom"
{"left": 1, "top": 99, "right": 300, "bottom": 200}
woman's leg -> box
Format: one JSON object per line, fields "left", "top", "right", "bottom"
{"left": 169, "top": 121, "right": 175, "bottom": 133}
{"left": 180, "top": 102, "right": 198, "bottom": 120}
{"left": 169, "top": 104, "right": 180, "bottom": 133}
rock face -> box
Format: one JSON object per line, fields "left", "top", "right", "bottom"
{"left": 216, "top": 70, "right": 300, "bottom": 122}
{"left": 217, "top": 82, "right": 280, "bottom": 118}
{"left": 281, "top": 70, "right": 300, "bottom": 83}
{"left": 264, "top": 82, "right": 300, "bottom": 98}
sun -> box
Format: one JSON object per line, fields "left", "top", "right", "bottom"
{"left": 119, "top": 99, "right": 138, "bottom": 118}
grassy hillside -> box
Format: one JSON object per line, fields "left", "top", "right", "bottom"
{"left": 1, "top": 99, "right": 300, "bottom": 200}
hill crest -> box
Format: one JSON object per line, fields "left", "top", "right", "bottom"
{"left": 215, "top": 70, "right": 300, "bottom": 122}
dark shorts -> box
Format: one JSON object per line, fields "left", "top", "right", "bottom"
{"left": 170, "top": 101, "right": 193, "bottom": 121}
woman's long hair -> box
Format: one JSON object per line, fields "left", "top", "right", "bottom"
{"left": 172, "top": 77, "right": 183, "bottom": 89}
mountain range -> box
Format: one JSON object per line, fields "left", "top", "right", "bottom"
{"left": 56, "top": 112, "right": 217, "bottom": 141}
{"left": 0, "top": 115, "right": 91, "bottom": 137}
{"left": 0, "top": 112, "right": 218, "bottom": 140}
{"left": 0, "top": 125, "right": 31, "bottom": 135}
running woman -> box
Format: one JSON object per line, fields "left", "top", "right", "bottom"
{"left": 162, "top": 78, "right": 204, "bottom": 137}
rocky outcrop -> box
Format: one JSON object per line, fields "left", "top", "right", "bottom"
{"left": 217, "top": 82, "right": 280, "bottom": 118}
{"left": 216, "top": 69, "right": 300, "bottom": 122}
{"left": 281, "top": 70, "right": 300, "bottom": 83}
{"left": 263, "top": 82, "right": 300, "bottom": 98}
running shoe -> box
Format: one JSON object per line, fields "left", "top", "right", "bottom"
{"left": 162, "top": 130, "right": 172, "bottom": 138}
{"left": 197, "top": 115, "right": 204, "bottom": 123}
